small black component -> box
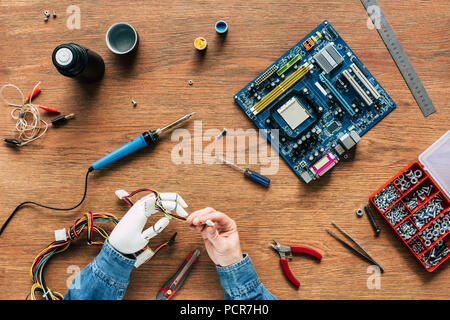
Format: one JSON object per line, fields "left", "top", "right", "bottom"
{"left": 327, "top": 121, "right": 339, "bottom": 134}
{"left": 4, "top": 138, "right": 21, "bottom": 146}
{"left": 167, "top": 232, "right": 178, "bottom": 246}
{"left": 365, "top": 205, "right": 381, "bottom": 236}
{"left": 143, "top": 130, "right": 160, "bottom": 145}
{"left": 327, "top": 94, "right": 335, "bottom": 106}
{"left": 300, "top": 87, "right": 322, "bottom": 112}
{"left": 351, "top": 58, "right": 370, "bottom": 78}
{"left": 336, "top": 77, "right": 347, "bottom": 91}
{"left": 327, "top": 26, "right": 337, "bottom": 39}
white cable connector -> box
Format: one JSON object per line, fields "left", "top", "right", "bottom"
{"left": 115, "top": 189, "right": 129, "bottom": 200}
{"left": 134, "top": 248, "right": 154, "bottom": 268}
{"left": 54, "top": 228, "right": 67, "bottom": 242}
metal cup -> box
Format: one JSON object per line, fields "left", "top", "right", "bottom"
{"left": 105, "top": 22, "right": 138, "bottom": 54}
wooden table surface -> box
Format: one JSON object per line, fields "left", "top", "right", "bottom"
{"left": 0, "top": 0, "right": 448, "bottom": 300}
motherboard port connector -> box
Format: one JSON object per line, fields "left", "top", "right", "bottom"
{"left": 339, "top": 130, "right": 360, "bottom": 150}
{"left": 309, "top": 152, "right": 338, "bottom": 177}
{"left": 255, "top": 64, "right": 278, "bottom": 86}
{"left": 303, "top": 38, "right": 315, "bottom": 51}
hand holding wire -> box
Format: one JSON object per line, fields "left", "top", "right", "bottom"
{"left": 187, "top": 208, "right": 243, "bottom": 267}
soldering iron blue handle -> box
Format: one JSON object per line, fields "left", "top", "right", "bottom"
{"left": 91, "top": 134, "right": 148, "bottom": 170}
{"left": 244, "top": 169, "right": 271, "bottom": 187}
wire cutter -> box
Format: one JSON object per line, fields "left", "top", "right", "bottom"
{"left": 270, "top": 239, "right": 322, "bottom": 288}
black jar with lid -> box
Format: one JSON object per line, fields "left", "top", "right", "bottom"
{"left": 52, "top": 43, "right": 105, "bottom": 82}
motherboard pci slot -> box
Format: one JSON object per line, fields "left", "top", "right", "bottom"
{"left": 319, "top": 73, "right": 356, "bottom": 116}
{"left": 251, "top": 63, "right": 311, "bottom": 115}
{"left": 342, "top": 69, "right": 373, "bottom": 106}
{"left": 350, "top": 64, "right": 380, "bottom": 99}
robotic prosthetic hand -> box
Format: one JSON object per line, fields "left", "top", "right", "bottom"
{"left": 109, "top": 190, "right": 188, "bottom": 267}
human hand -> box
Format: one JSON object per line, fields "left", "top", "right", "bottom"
{"left": 109, "top": 191, "right": 188, "bottom": 254}
{"left": 187, "top": 208, "right": 243, "bottom": 267}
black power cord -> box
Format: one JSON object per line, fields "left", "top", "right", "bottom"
{"left": 0, "top": 167, "right": 93, "bottom": 236}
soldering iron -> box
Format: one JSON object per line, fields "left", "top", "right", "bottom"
{"left": 0, "top": 112, "right": 195, "bottom": 235}
{"left": 91, "top": 112, "right": 195, "bottom": 170}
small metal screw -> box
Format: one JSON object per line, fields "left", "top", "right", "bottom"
{"left": 131, "top": 99, "right": 137, "bottom": 107}
{"left": 44, "top": 17, "right": 49, "bottom": 22}
{"left": 188, "top": 80, "right": 193, "bottom": 86}
{"left": 216, "top": 128, "right": 227, "bottom": 140}
{"left": 44, "top": 10, "right": 50, "bottom": 17}
{"left": 52, "top": 11, "right": 56, "bottom": 18}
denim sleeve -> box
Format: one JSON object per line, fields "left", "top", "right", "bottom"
{"left": 216, "top": 254, "right": 277, "bottom": 300}
{"left": 64, "top": 239, "right": 135, "bottom": 300}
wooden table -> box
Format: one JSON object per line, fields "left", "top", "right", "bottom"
{"left": 0, "top": 0, "right": 448, "bottom": 300}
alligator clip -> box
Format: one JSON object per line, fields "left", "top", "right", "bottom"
{"left": 270, "top": 239, "right": 322, "bottom": 288}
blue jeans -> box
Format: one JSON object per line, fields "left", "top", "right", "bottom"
{"left": 65, "top": 239, "right": 277, "bottom": 300}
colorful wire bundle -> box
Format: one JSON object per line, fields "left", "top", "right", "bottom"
{"left": 0, "top": 82, "right": 49, "bottom": 146}
{"left": 29, "top": 190, "right": 181, "bottom": 300}
{"left": 29, "top": 212, "right": 119, "bottom": 300}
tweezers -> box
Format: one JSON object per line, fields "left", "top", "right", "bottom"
{"left": 326, "top": 221, "right": 384, "bottom": 273}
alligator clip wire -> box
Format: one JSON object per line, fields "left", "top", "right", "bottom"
{"left": 37, "top": 105, "right": 59, "bottom": 113}
{"left": 25, "top": 86, "right": 41, "bottom": 103}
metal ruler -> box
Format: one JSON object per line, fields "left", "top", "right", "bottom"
{"left": 360, "top": 0, "right": 436, "bottom": 117}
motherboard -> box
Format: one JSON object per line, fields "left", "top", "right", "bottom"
{"left": 234, "top": 20, "right": 396, "bottom": 183}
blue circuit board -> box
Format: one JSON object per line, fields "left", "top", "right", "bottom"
{"left": 234, "top": 20, "right": 396, "bottom": 183}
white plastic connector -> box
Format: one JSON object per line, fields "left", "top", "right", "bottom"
{"left": 134, "top": 248, "right": 154, "bottom": 268}
{"left": 205, "top": 219, "right": 215, "bottom": 227}
{"left": 54, "top": 228, "right": 67, "bottom": 242}
{"left": 115, "top": 189, "right": 129, "bottom": 200}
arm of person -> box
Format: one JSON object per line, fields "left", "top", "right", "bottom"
{"left": 64, "top": 239, "right": 135, "bottom": 300}
{"left": 65, "top": 191, "right": 189, "bottom": 300}
{"left": 187, "top": 208, "right": 277, "bottom": 300}
{"left": 216, "top": 254, "right": 277, "bottom": 300}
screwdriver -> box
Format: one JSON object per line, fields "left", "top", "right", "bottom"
{"left": 90, "top": 112, "right": 195, "bottom": 170}
{"left": 216, "top": 156, "right": 270, "bottom": 187}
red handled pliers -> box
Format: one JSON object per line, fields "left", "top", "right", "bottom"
{"left": 270, "top": 239, "right": 322, "bottom": 288}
